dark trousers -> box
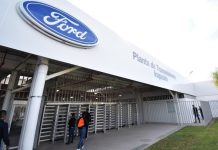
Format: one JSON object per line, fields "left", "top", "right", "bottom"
{"left": 77, "top": 127, "right": 86, "bottom": 149}
{"left": 85, "top": 124, "right": 89, "bottom": 139}
{"left": 194, "top": 114, "right": 200, "bottom": 123}
{"left": 200, "top": 112, "right": 204, "bottom": 120}
{"left": 68, "top": 127, "right": 75, "bottom": 143}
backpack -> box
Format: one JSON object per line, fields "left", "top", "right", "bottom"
{"left": 68, "top": 118, "right": 75, "bottom": 127}
{"left": 77, "top": 117, "right": 85, "bottom": 128}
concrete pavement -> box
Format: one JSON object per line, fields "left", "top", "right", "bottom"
{"left": 38, "top": 123, "right": 181, "bottom": 150}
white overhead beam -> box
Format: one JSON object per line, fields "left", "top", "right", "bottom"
{"left": 168, "top": 90, "right": 175, "bottom": 99}
{"left": 13, "top": 54, "right": 32, "bottom": 71}
{"left": 45, "top": 66, "right": 80, "bottom": 81}
{"left": 11, "top": 66, "right": 80, "bottom": 94}
{"left": 11, "top": 84, "right": 31, "bottom": 94}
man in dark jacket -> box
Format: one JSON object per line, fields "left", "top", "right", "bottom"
{"left": 199, "top": 106, "right": 204, "bottom": 120}
{"left": 0, "top": 110, "right": 9, "bottom": 150}
{"left": 66, "top": 113, "right": 76, "bottom": 144}
{"left": 83, "top": 108, "right": 91, "bottom": 139}
{"left": 192, "top": 105, "right": 200, "bottom": 123}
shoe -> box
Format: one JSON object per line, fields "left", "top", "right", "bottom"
{"left": 66, "top": 142, "right": 70, "bottom": 144}
{"left": 82, "top": 146, "right": 84, "bottom": 149}
{"left": 76, "top": 149, "right": 80, "bottom": 150}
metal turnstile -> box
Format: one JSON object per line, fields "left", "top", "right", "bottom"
{"left": 39, "top": 105, "right": 56, "bottom": 143}
{"left": 38, "top": 102, "right": 138, "bottom": 145}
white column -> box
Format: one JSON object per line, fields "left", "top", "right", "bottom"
{"left": 18, "top": 57, "right": 48, "bottom": 150}
{"left": 135, "top": 91, "right": 144, "bottom": 125}
{"left": 2, "top": 71, "right": 18, "bottom": 111}
{"left": 169, "top": 90, "right": 182, "bottom": 125}
{"left": 175, "top": 93, "right": 182, "bottom": 125}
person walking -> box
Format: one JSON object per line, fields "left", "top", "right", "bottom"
{"left": 76, "top": 112, "right": 87, "bottom": 150}
{"left": 0, "top": 110, "right": 9, "bottom": 150}
{"left": 199, "top": 106, "right": 204, "bottom": 120}
{"left": 192, "top": 105, "right": 200, "bottom": 123}
{"left": 83, "top": 108, "right": 91, "bottom": 140}
{"left": 66, "top": 113, "right": 76, "bottom": 144}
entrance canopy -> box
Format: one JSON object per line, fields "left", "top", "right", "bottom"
{"left": 0, "top": 0, "right": 194, "bottom": 95}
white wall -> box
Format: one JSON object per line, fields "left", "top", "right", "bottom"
{"left": 201, "top": 101, "right": 213, "bottom": 125}
{"left": 143, "top": 100, "right": 177, "bottom": 124}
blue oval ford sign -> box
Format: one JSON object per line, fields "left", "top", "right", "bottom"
{"left": 19, "top": 1, "right": 98, "bottom": 48}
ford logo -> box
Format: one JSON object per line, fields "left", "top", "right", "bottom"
{"left": 18, "top": 1, "right": 98, "bottom": 48}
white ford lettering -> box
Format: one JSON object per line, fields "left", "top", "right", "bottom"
{"left": 43, "top": 12, "right": 87, "bottom": 40}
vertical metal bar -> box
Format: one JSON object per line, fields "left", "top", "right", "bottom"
{"left": 109, "top": 104, "right": 111, "bottom": 129}
{"left": 68, "top": 90, "right": 70, "bottom": 102}
{"left": 38, "top": 104, "right": 47, "bottom": 146}
{"left": 116, "top": 104, "right": 119, "bottom": 130}
{"left": 127, "top": 104, "right": 129, "bottom": 127}
{"left": 94, "top": 105, "right": 98, "bottom": 134}
{"left": 64, "top": 89, "right": 67, "bottom": 102}
{"left": 54, "top": 80, "right": 58, "bottom": 102}
{"left": 47, "top": 88, "right": 50, "bottom": 101}
{"left": 33, "top": 96, "right": 45, "bottom": 149}
{"left": 64, "top": 104, "right": 70, "bottom": 143}
{"left": 52, "top": 105, "right": 59, "bottom": 143}
{"left": 103, "top": 104, "right": 106, "bottom": 133}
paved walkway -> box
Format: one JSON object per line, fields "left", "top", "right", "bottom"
{"left": 38, "top": 124, "right": 181, "bottom": 150}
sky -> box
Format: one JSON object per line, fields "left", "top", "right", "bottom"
{"left": 68, "top": 0, "right": 218, "bottom": 82}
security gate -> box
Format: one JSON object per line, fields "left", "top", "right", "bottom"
{"left": 38, "top": 102, "right": 138, "bottom": 144}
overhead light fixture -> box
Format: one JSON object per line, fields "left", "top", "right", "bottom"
{"left": 56, "top": 89, "right": 59, "bottom": 92}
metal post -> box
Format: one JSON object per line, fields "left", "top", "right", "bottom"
{"left": 53, "top": 80, "right": 58, "bottom": 102}
{"left": 127, "top": 104, "right": 130, "bottom": 127}
{"left": 33, "top": 96, "right": 45, "bottom": 149}
{"left": 135, "top": 102, "right": 140, "bottom": 125}
{"left": 103, "top": 104, "right": 106, "bottom": 133}
{"left": 2, "top": 71, "right": 18, "bottom": 111}
{"left": 109, "top": 104, "right": 111, "bottom": 129}
{"left": 8, "top": 102, "right": 15, "bottom": 132}
{"left": 120, "top": 104, "right": 123, "bottom": 128}
{"left": 169, "top": 90, "right": 181, "bottom": 125}
{"left": 175, "top": 93, "right": 183, "bottom": 126}
{"left": 116, "top": 104, "right": 120, "bottom": 130}
{"left": 52, "top": 105, "right": 59, "bottom": 143}
{"left": 18, "top": 57, "right": 48, "bottom": 150}
{"left": 64, "top": 104, "right": 70, "bottom": 143}
{"left": 133, "top": 90, "right": 143, "bottom": 125}
{"left": 94, "top": 105, "right": 98, "bottom": 134}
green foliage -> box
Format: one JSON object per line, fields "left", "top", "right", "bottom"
{"left": 146, "top": 119, "right": 218, "bottom": 150}
{"left": 212, "top": 69, "right": 218, "bottom": 87}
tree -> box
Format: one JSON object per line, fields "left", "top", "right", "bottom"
{"left": 212, "top": 69, "right": 218, "bottom": 87}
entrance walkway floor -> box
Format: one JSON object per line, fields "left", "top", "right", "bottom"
{"left": 38, "top": 123, "right": 181, "bottom": 150}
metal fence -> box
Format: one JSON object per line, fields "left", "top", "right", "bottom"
{"left": 209, "top": 100, "right": 218, "bottom": 118}
{"left": 143, "top": 99, "right": 214, "bottom": 126}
